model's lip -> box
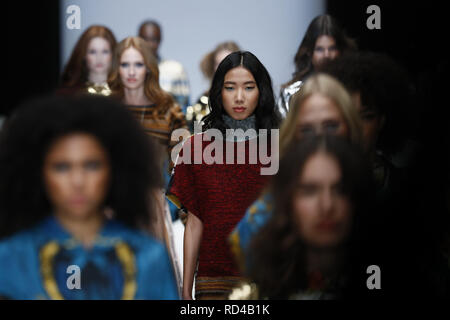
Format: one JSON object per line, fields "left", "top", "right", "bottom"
{"left": 127, "top": 78, "right": 137, "bottom": 82}
{"left": 68, "top": 196, "right": 88, "bottom": 205}
{"left": 95, "top": 63, "right": 104, "bottom": 68}
{"left": 233, "top": 107, "right": 246, "bottom": 113}
{"left": 316, "top": 220, "right": 338, "bottom": 231}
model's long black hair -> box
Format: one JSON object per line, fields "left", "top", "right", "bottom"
{"left": 202, "top": 51, "right": 280, "bottom": 133}
{"left": 246, "top": 135, "right": 375, "bottom": 299}
{"left": 0, "top": 95, "right": 163, "bottom": 238}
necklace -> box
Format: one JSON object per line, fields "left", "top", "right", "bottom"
{"left": 86, "top": 82, "right": 112, "bottom": 96}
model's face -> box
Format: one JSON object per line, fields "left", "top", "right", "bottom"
{"left": 214, "top": 49, "right": 232, "bottom": 73}
{"left": 295, "top": 93, "right": 349, "bottom": 140}
{"left": 85, "top": 37, "right": 112, "bottom": 75}
{"left": 222, "top": 66, "right": 259, "bottom": 120}
{"left": 312, "top": 35, "right": 339, "bottom": 69}
{"left": 293, "top": 152, "right": 352, "bottom": 249}
{"left": 352, "top": 92, "right": 384, "bottom": 153}
{"left": 43, "top": 133, "right": 111, "bottom": 221}
{"left": 119, "top": 47, "right": 147, "bottom": 91}
{"left": 140, "top": 24, "right": 161, "bottom": 56}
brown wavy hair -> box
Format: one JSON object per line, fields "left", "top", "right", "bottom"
{"left": 246, "top": 135, "right": 374, "bottom": 299}
{"left": 200, "top": 41, "right": 241, "bottom": 81}
{"left": 61, "top": 25, "right": 117, "bottom": 88}
{"left": 283, "top": 15, "right": 356, "bottom": 88}
{"left": 108, "top": 36, "right": 175, "bottom": 114}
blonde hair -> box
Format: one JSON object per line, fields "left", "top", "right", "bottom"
{"left": 109, "top": 36, "right": 175, "bottom": 113}
{"left": 279, "top": 73, "right": 362, "bottom": 155}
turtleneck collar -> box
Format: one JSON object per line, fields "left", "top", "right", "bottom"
{"left": 222, "top": 114, "right": 257, "bottom": 141}
{"left": 222, "top": 114, "right": 256, "bottom": 131}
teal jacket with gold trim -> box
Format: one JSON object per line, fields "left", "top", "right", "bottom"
{"left": 0, "top": 216, "right": 179, "bottom": 300}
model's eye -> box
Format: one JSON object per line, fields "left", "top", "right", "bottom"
{"left": 52, "top": 162, "right": 70, "bottom": 172}
{"left": 88, "top": 50, "right": 97, "bottom": 55}
{"left": 328, "top": 46, "right": 338, "bottom": 52}
{"left": 224, "top": 86, "right": 234, "bottom": 91}
{"left": 102, "top": 49, "right": 110, "bottom": 55}
{"left": 245, "top": 86, "right": 256, "bottom": 91}
{"left": 135, "top": 62, "right": 144, "bottom": 67}
{"left": 298, "top": 125, "right": 315, "bottom": 137}
{"left": 323, "top": 121, "right": 340, "bottom": 133}
{"left": 297, "top": 183, "right": 318, "bottom": 196}
{"left": 120, "top": 63, "right": 129, "bottom": 67}
{"left": 84, "top": 160, "right": 102, "bottom": 170}
{"left": 314, "top": 47, "right": 324, "bottom": 52}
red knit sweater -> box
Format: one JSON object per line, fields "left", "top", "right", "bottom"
{"left": 168, "top": 133, "right": 270, "bottom": 277}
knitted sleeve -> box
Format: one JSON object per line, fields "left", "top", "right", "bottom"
{"left": 166, "top": 135, "right": 202, "bottom": 221}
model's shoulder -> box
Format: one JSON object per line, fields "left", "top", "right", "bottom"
{"left": 0, "top": 233, "right": 25, "bottom": 257}
{"left": 109, "top": 223, "right": 169, "bottom": 257}
{"left": 0, "top": 225, "right": 42, "bottom": 255}
{"left": 128, "top": 231, "right": 172, "bottom": 269}
{"left": 0, "top": 228, "right": 42, "bottom": 298}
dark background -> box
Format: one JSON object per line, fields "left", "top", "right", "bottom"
{"left": 5, "top": 1, "right": 60, "bottom": 116}
{"left": 328, "top": 1, "right": 450, "bottom": 297}
{"left": 327, "top": 0, "right": 445, "bottom": 74}
{"left": 327, "top": 0, "right": 449, "bottom": 140}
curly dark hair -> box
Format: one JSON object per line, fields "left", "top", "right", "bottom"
{"left": 319, "top": 51, "right": 413, "bottom": 154}
{"left": 285, "top": 14, "right": 356, "bottom": 86}
{"left": 202, "top": 51, "right": 280, "bottom": 133}
{"left": 0, "top": 95, "right": 163, "bottom": 238}
{"left": 246, "top": 135, "right": 375, "bottom": 299}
